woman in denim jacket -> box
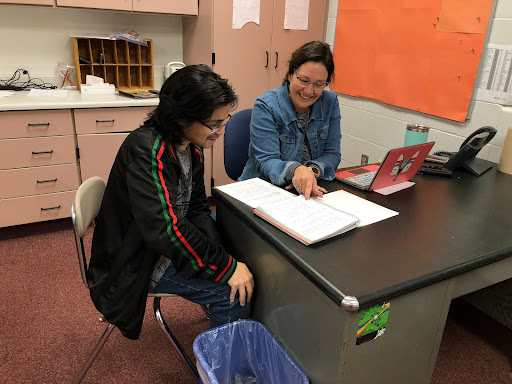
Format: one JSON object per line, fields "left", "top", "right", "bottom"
{"left": 239, "top": 41, "right": 341, "bottom": 199}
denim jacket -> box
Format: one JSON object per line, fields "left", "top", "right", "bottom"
{"left": 239, "top": 83, "right": 341, "bottom": 186}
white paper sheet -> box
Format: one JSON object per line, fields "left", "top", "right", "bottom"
{"left": 215, "top": 178, "right": 294, "bottom": 208}
{"left": 321, "top": 189, "right": 398, "bottom": 226}
{"left": 0, "top": 90, "right": 15, "bottom": 98}
{"left": 284, "top": 0, "right": 309, "bottom": 30}
{"left": 475, "top": 44, "right": 512, "bottom": 106}
{"left": 233, "top": 0, "right": 260, "bottom": 29}
{"left": 27, "top": 89, "right": 68, "bottom": 98}
{"left": 373, "top": 181, "right": 415, "bottom": 196}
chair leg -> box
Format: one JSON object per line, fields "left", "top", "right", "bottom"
{"left": 72, "top": 323, "right": 116, "bottom": 384}
{"left": 153, "top": 297, "right": 199, "bottom": 378}
{"left": 200, "top": 304, "right": 210, "bottom": 320}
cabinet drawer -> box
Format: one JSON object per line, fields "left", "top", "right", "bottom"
{"left": 133, "top": 0, "right": 198, "bottom": 15}
{"left": 0, "top": 136, "right": 76, "bottom": 170}
{"left": 0, "top": 110, "right": 73, "bottom": 139}
{"left": 0, "top": 191, "right": 75, "bottom": 228}
{"left": 56, "top": 0, "right": 131, "bottom": 11}
{"left": 74, "top": 107, "right": 155, "bottom": 134}
{"left": 0, "top": 164, "right": 79, "bottom": 199}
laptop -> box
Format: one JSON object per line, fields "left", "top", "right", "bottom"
{"left": 335, "top": 142, "right": 435, "bottom": 191}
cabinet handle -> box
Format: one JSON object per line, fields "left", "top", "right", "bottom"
{"left": 27, "top": 123, "right": 50, "bottom": 127}
{"left": 96, "top": 119, "right": 115, "bottom": 123}
{"left": 275, "top": 52, "right": 279, "bottom": 68}
{"left": 37, "top": 178, "right": 58, "bottom": 184}
{"left": 41, "top": 205, "right": 61, "bottom": 211}
{"left": 265, "top": 51, "right": 269, "bottom": 68}
{"left": 32, "top": 150, "right": 54, "bottom": 155}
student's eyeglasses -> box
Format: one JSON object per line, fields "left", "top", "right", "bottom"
{"left": 199, "top": 114, "right": 232, "bottom": 133}
{"left": 295, "top": 76, "right": 329, "bottom": 90}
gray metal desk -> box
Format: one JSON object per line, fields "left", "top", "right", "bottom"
{"left": 213, "top": 167, "right": 512, "bottom": 384}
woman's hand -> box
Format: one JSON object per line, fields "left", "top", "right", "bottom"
{"left": 285, "top": 165, "right": 327, "bottom": 199}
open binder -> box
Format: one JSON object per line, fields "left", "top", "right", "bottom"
{"left": 253, "top": 197, "right": 360, "bottom": 245}
{"left": 215, "top": 178, "right": 398, "bottom": 246}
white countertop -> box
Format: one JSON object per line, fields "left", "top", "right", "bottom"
{"left": 0, "top": 90, "right": 159, "bottom": 111}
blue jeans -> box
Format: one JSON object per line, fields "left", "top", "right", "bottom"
{"left": 152, "top": 263, "right": 251, "bottom": 328}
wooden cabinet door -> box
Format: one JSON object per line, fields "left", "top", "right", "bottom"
{"left": 132, "top": 0, "right": 197, "bottom": 15}
{"left": 210, "top": 0, "right": 274, "bottom": 190}
{"left": 0, "top": 0, "right": 54, "bottom": 4}
{"left": 213, "top": 0, "right": 274, "bottom": 112}
{"left": 77, "top": 133, "right": 128, "bottom": 183}
{"left": 56, "top": 0, "right": 131, "bottom": 11}
{"left": 268, "top": 0, "right": 328, "bottom": 89}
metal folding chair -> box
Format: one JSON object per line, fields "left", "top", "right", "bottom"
{"left": 71, "top": 176, "right": 200, "bottom": 383}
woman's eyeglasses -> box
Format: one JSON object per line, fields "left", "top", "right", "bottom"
{"left": 199, "top": 114, "right": 232, "bottom": 133}
{"left": 296, "top": 76, "right": 329, "bottom": 90}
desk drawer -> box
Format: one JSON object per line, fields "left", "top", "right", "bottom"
{"left": 0, "top": 191, "right": 75, "bottom": 227}
{"left": 74, "top": 107, "right": 155, "bottom": 134}
{"left": 0, "top": 136, "right": 76, "bottom": 170}
{"left": 0, "top": 110, "right": 73, "bottom": 139}
{"left": 0, "top": 164, "right": 79, "bottom": 199}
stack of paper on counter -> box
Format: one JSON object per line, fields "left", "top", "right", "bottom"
{"left": 215, "top": 178, "right": 398, "bottom": 246}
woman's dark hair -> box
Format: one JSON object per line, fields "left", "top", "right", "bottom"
{"left": 145, "top": 64, "right": 238, "bottom": 144}
{"left": 283, "top": 41, "right": 335, "bottom": 85}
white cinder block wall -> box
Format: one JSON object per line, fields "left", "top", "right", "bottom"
{"left": 0, "top": 5, "right": 183, "bottom": 89}
{"left": 326, "top": 0, "right": 512, "bottom": 167}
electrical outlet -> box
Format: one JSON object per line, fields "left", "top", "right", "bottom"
{"left": 361, "top": 154, "right": 369, "bottom": 165}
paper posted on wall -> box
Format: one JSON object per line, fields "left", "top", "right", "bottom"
{"left": 475, "top": 44, "right": 512, "bottom": 106}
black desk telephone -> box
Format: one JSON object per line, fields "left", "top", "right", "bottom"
{"left": 420, "top": 126, "right": 497, "bottom": 177}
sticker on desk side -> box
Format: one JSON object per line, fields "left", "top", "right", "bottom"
{"left": 356, "top": 302, "right": 390, "bottom": 345}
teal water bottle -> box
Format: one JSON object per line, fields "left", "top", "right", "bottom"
{"left": 404, "top": 124, "right": 430, "bottom": 146}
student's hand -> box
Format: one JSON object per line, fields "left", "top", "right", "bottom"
{"left": 227, "top": 262, "right": 254, "bottom": 306}
{"left": 285, "top": 165, "right": 327, "bottom": 200}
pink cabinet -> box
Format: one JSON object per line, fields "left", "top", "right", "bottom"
{"left": 56, "top": 0, "right": 131, "bottom": 10}
{"left": 56, "top": 0, "right": 197, "bottom": 13}
{"left": 183, "top": 0, "right": 328, "bottom": 191}
{"left": 0, "top": 0, "right": 54, "bottom": 4}
{"left": 0, "top": 109, "right": 79, "bottom": 227}
{"left": 132, "top": 0, "right": 197, "bottom": 15}
{"left": 75, "top": 105, "right": 212, "bottom": 199}
{"left": 74, "top": 107, "right": 154, "bottom": 183}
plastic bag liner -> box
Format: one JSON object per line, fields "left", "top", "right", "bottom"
{"left": 193, "top": 319, "right": 309, "bottom": 384}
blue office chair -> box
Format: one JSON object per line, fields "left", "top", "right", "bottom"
{"left": 224, "top": 108, "right": 252, "bottom": 181}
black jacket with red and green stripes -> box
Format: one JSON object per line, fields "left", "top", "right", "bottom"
{"left": 87, "top": 124, "right": 237, "bottom": 339}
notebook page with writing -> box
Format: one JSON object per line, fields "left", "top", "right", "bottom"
{"left": 255, "top": 196, "right": 360, "bottom": 245}
{"left": 215, "top": 178, "right": 294, "bottom": 208}
{"left": 321, "top": 190, "right": 398, "bottom": 226}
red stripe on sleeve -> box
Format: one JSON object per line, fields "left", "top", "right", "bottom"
{"left": 156, "top": 143, "right": 206, "bottom": 268}
{"left": 215, "top": 256, "right": 233, "bottom": 282}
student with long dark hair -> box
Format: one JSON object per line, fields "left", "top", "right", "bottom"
{"left": 88, "top": 65, "right": 254, "bottom": 340}
{"left": 239, "top": 41, "right": 341, "bottom": 200}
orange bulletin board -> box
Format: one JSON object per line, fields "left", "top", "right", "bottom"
{"left": 331, "top": 0, "right": 495, "bottom": 122}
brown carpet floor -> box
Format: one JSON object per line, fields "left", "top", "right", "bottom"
{"left": 1, "top": 219, "right": 511, "bottom": 383}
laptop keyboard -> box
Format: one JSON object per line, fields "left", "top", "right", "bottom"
{"left": 344, "top": 171, "right": 377, "bottom": 187}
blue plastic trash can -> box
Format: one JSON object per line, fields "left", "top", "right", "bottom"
{"left": 193, "top": 319, "right": 309, "bottom": 384}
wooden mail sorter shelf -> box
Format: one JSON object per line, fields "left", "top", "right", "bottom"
{"left": 72, "top": 37, "right": 154, "bottom": 91}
